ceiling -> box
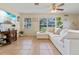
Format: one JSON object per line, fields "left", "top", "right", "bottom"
{"left": 7, "top": 3, "right": 79, "bottom": 14}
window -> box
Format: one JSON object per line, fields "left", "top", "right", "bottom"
{"left": 24, "top": 18, "right": 31, "bottom": 29}
{"left": 40, "top": 17, "right": 55, "bottom": 32}
{"left": 39, "top": 16, "right": 63, "bottom": 32}
{"left": 40, "top": 18, "right": 47, "bottom": 32}
{"left": 48, "top": 17, "right": 55, "bottom": 27}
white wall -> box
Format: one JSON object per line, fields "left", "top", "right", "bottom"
{"left": 69, "top": 14, "right": 79, "bottom": 30}
{"left": 62, "top": 14, "right": 79, "bottom": 30}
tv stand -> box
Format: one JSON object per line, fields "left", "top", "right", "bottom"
{"left": 0, "top": 30, "right": 17, "bottom": 46}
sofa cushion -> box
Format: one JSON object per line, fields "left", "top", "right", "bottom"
{"left": 60, "top": 38, "right": 64, "bottom": 43}
{"left": 59, "top": 29, "right": 68, "bottom": 43}
{"left": 53, "top": 36, "right": 63, "bottom": 47}
{"left": 60, "top": 29, "right": 68, "bottom": 37}
{"left": 55, "top": 28, "right": 62, "bottom": 35}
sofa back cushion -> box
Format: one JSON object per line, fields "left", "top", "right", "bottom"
{"left": 60, "top": 38, "right": 64, "bottom": 43}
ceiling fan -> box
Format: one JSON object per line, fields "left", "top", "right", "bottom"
{"left": 34, "top": 3, "right": 39, "bottom": 6}
{"left": 52, "top": 3, "right": 64, "bottom": 11}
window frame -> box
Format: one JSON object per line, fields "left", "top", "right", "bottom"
{"left": 39, "top": 17, "right": 55, "bottom": 32}
{"left": 24, "top": 18, "right": 31, "bottom": 29}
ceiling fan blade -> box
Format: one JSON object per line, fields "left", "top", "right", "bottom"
{"left": 56, "top": 9, "right": 64, "bottom": 11}
{"left": 34, "top": 3, "right": 39, "bottom": 5}
{"left": 52, "top": 3, "right": 64, "bottom": 11}
{"left": 57, "top": 3, "right": 64, "bottom": 7}
{"left": 52, "top": 3, "right": 57, "bottom": 10}
{"left": 53, "top": 3, "right": 56, "bottom": 6}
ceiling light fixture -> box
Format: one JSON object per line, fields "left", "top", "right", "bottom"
{"left": 51, "top": 10, "right": 57, "bottom": 13}
{"left": 51, "top": 10, "right": 62, "bottom": 13}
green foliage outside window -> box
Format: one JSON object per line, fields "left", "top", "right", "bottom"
{"left": 55, "top": 16, "right": 63, "bottom": 28}
{"left": 40, "top": 18, "right": 47, "bottom": 32}
{"left": 40, "top": 27, "right": 47, "bottom": 32}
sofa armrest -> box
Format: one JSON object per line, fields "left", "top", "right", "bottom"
{"left": 64, "top": 30, "right": 79, "bottom": 39}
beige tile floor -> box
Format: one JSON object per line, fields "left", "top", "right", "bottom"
{"left": 0, "top": 36, "right": 61, "bottom": 55}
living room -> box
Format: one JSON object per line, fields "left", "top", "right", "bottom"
{"left": 0, "top": 3, "right": 79, "bottom": 55}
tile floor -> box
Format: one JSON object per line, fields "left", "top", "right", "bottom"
{"left": 0, "top": 36, "right": 61, "bottom": 55}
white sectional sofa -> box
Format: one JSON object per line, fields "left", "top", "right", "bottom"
{"left": 37, "top": 29, "right": 79, "bottom": 55}
{"left": 48, "top": 29, "right": 79, "bottom": 55}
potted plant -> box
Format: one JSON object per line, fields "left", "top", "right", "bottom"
{"left": 12, "top": 24, "right": 16, "bottom": 30}
{"left": 19, "top": 31, "right": 24, "bottom": 36}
